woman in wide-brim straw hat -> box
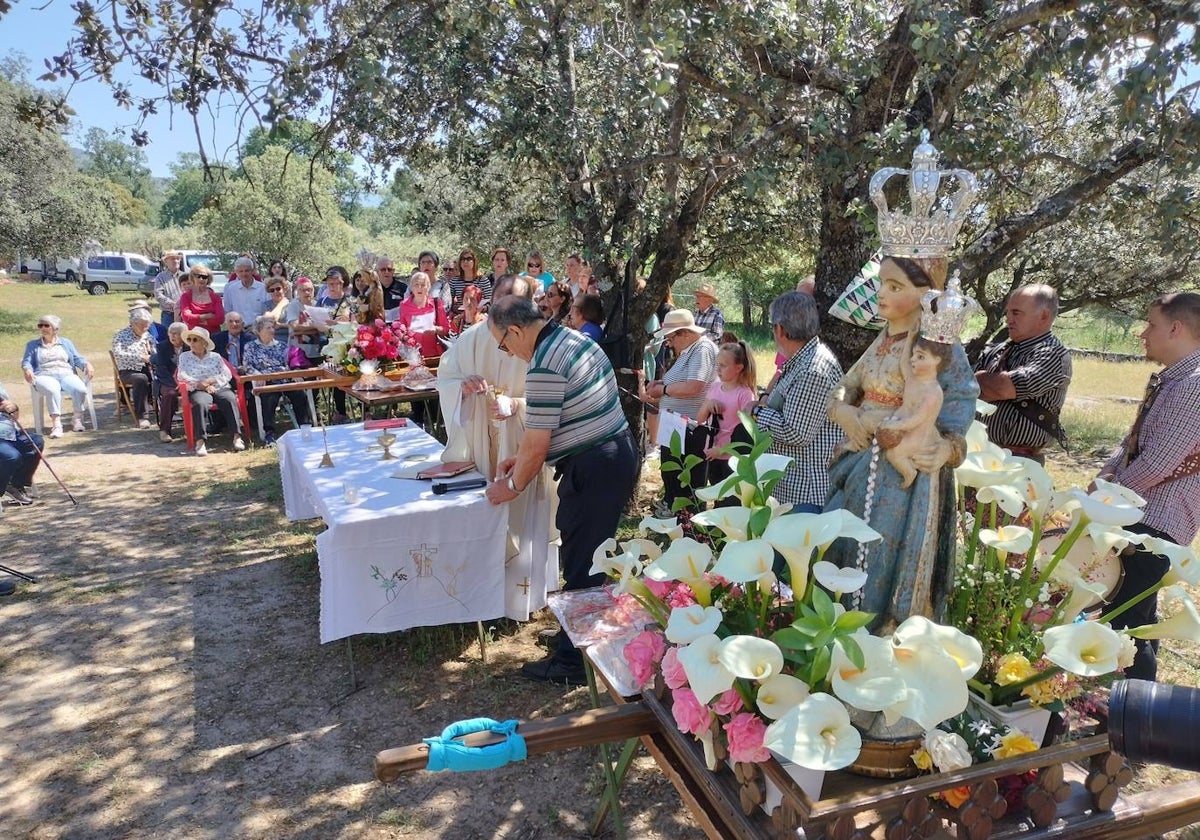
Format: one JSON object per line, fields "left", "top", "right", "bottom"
{"left": 644, "top": 309, "right": 719, "bottom": 515}
{"left": 176, "top": 326, "right": 245, "bottom": 457}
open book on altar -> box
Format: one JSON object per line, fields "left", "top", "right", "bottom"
{"left": 391, "top": 458, "right": 477, "bottom": 480}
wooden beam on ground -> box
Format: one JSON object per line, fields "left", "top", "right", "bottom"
{"left": 374, "top": 703, "right": 659, "bottom": 783}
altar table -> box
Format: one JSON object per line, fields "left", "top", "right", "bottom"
{"left": 278, "top": 422, "right": 508, "bottom": 643}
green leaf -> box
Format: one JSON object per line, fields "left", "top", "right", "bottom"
{"left": 834, "top": 610, "right": 874, "bottom": 632}
{"left": 837, "top": 634, "right": 865, "bottom": 670}
{"left": 811, "top": 586, "right": 836, "bottom": 625}
{"left": 809, "top": 646, "right": 832, "bottom": 687}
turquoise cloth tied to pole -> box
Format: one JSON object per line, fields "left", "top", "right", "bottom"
{"left": 423, "top": 718, "right": 527, "bottom": 772}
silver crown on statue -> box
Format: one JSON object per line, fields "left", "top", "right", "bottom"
{"left": 870, "top": 130, "right": 978, "bottom": 258}
{"left": 920, "top": 273, "right": 977, "bottom": 344}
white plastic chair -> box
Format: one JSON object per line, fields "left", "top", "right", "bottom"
{"left": 29, "top": 378, "right": 99, "bottom": 433}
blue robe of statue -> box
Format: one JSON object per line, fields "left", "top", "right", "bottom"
{"left": 824, "top": 327, "right": 978, "bottom": 630}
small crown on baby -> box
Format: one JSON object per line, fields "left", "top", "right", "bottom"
{"left": 919, "top": 274, "right": 977, "bottom": 344}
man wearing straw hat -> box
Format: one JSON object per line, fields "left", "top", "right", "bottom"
{"left": 154, "top": 251, "right": 185, "bottom": 328}
{"left": 693, "top": 283, "right": 725, "bottom": 344}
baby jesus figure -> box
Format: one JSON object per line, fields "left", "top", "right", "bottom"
{"left": 878, "top": 337, "right": 951, "bottom": 488}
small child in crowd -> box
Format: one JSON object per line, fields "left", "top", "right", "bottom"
{"left": 697, "top": 341, "right": 758, "bottom": 491}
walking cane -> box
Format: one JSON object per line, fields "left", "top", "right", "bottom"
{"left": 12, "top": 416, "right": 79, "bottom": 507}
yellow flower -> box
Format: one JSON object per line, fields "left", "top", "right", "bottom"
{"left": 1022, "top": 679, "right": 1058, "bottom": 707}
{"left": 911, "top": 747, "right": 933, "bottom": 771}
{"left": 992, "top": 731, "right": 1039, "bottom": 759}
{"left": 995, "top": 653, "right": 1037, "bottom": 686}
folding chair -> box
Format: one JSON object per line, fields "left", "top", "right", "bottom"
{"left": 240, "top": 369, "right": 328, "bottom": 443}
{"left": 29, "top": 378, "right": 98, "bottom": 433}
{"left": 178, "top": 359, "right": 252, "bottom": 449}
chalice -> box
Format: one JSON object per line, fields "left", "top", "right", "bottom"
{"left": 377, "top": 429, "right": 398, "bottom": 460}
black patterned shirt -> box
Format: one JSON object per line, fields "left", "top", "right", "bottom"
{"left": 976, "top": 331, "right": 1072, "bottom": 449}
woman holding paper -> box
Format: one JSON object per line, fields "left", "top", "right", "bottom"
{"left": 399, "top": 271, "right": 450, "bottom": 360}
{"left": 284, "top": 277, "right": 327, "bottom": 368}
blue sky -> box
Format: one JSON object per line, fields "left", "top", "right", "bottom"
{"left": 0, "top": 0, "right": 240, "bottom": 176}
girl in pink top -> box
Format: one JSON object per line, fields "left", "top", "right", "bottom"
{"left": 697, "top": 341, "right": 758, "bottom": 478}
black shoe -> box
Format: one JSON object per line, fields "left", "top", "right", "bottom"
{"left": 5, "top": 487, "right": 33, "bottom": 506}
{"left": 0, "top": 580, "right": 16, "bottom": 597}
{"left": 519, "top": 654, "right": 587, "bottom": 687}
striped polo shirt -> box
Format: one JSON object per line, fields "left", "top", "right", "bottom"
{"left": 525, "top": 323, "right": 628, "bottom": 463}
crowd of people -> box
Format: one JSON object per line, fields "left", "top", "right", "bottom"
{"left": 3, "top": 244, "right": 1198, "bottom": 691}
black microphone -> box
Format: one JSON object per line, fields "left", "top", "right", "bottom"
{"left": 432, "top": 477, "right": 489, "bottom": 495}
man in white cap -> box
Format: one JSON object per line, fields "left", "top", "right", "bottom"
{"left": 693, "top": 283, "right": 725, "bottom": 344}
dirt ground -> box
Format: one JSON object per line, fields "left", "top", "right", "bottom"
{"left": 0, "top": 409, "right": 701, "bottom": 839}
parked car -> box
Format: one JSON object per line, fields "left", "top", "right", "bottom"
{"left": 174, "top": 250, "right": 232, "bottom": 294}
{"left": 138, "top": 263, "right": 160, "bottom": 297}
{"left": 77, "top": 252, "right": 155, "bottom": 295}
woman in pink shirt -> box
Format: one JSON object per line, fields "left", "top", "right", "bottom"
{"left": 398, "top": 271, "right": 450, "bottom": 359}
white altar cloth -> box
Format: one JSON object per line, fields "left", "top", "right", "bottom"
{"left": 278, "top": 423, "right": 508, "bottom": 643}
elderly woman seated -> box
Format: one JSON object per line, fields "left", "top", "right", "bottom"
{"left": 243, "top": 315, "right": 310, "bottom": 446}
{"left": 112, "top": 308, "right": 158, "bottom": 429}
{"left": 21, "top": 313, "right": 94, "bottom": 438}
{"left": 177, "top": 327, "right": 245, "bottom": 457}
{"left": 153, "top": 322, "right": 188, "bottom": 442}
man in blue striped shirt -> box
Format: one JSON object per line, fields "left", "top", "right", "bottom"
{"left": 485, "top": 296, "right": 639, "bottom": 685}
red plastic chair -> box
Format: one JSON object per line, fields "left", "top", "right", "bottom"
{"left": 178, "top": 358, "right": 251, "bottom": 449}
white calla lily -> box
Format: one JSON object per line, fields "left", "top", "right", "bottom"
{"left": 979, "top": 525, "right": 1034, "bottom": 558}
{"left": 955, "top": 448, "right": 1023, "bottom": 489}
{"left": 644, "top": 537, "right": 712, "bottom": 583}
{"left": 588, "top": 542, "right": 643, "bottom": 595}
{"left": 762, "top": 512, "right": 839, "bottom": 589}
{"left": 1128, "top": 585, "right": 1200, "bottom": 642}
{"left": 619, "top": 538, "right": 663, "bottom": 562}
{"left": 756, "top": 674, "right": 811, "bottom": 720}
{"left": 710, "top": 539, "right": 776, "bottom": 583}
{"left": 639, "top": 515, "right": 684, "bottom": 540}
{"left": 829, "top": 636, "right": 907, "bottom": 719}
{"left": 676, "top": 634, "right": 735, "bottom": 704}
{"left": 974, "top": 401, "right": 997, "bottom": 417}
{"left": 664, "top": 604, "right": 723, "bottom": 644}
{"left": 1059, "top": 577, "right": 1109, "bottom": 620}
{"left": 812, "top": 560, "right": 868, "bottom": 595}
{"left": 965, "top": 419, "right": 992, "bottom": 454}
{"left": 976, "top": 484, "right": 1028, "bottom": 518}
{"left": 1084, "top": 523, "right": 1145, "bottom": 558}
{"left": 1141, "top": 537, "right": 1200, "bottom": 586}
{"left": 717, "top": 635, "right": 785, "bottom": 682}
{"left": 1069, "top": 479, "right": 1145, "bottom": 527}
{"left": 1012, "top": 458, "right": 1055, "bottom": 516}
{"left": 763, "top": 693, "right": 863, "bottom": 771}
{"left": 695, "top": 478, "right": 746, "bottom": 504}
{"left": 892, "top": 616, "right": 983, "bottom": 679}
{"left": 750, "top": 452, "right": 795, "bottom": 479}
{"left": 1042, "top": 621, "right": 1123, "bottom": 676}
{"left": 886, "top": 633, "right": 972, "bottom": 731}
{"left": 690, "top": 506, "right": 752, "bottom": 542}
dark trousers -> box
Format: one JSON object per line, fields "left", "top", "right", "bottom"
{"left": 189, "top": 388, "right": 241, "bottom": 440}
{"left": 259, "top": 392, "right": 309, "bottom": 434}
{"left": 0, "top": 432, "right": 42, "bottom": 493}
{"left": 1101, "top": 523, "right": 1173, "bottom": 681}
{"left": 161, "top": 310, "right": 174, "bottom": 329}
{"left": 120, "top": 370, "right": 151, "bottom": 420}
{"left": 159, "top": 386, "right": 179, "bottom": 434}
{"left": 554, "top": 428, "right": 639, "bottom": 666}
{"left": 660, "top": 427, "right": 709, "bottom": 513}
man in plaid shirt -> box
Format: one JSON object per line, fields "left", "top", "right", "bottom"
{"left": 1097, "top": 291, "right": 1200, "bottom": 681}
{"left": 693, "top": 283, "right": 725, "bottom": 344}
{"left": 750, "top": 292, "right": 843, "bottom": 511}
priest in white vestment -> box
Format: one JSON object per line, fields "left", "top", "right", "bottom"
{"left": 437, "top": 275, "right": 559, "bottom": 620}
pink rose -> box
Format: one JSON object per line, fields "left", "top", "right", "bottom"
{"left": 667, "top": 584, "right": 697, "bottom": 610}
{"left": 643, "top": 579, "right": 672, "bottom": 600}
{"left": 724, "top": 713, "right": 770, "bottom": 764}
{"left": 671, "top": 687, "right": 713, "bottom": 737}
{"left": 624, "top": 630, "right": 666, "bottom": 688}
{"left": 374, "top": 319, "right": 385, "bottom": 329}
{"left": 712, "top": 687, "right": 744, "bottom": 716}
{"left": 661, "top": 646, "right": 689, "bottom": 690}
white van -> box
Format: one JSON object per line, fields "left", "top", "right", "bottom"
{"left": 23, "top": 258, "right": 82, "bottom": 284}
{"left": 77, "top": 252, "right": 155, "bottom": 295}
